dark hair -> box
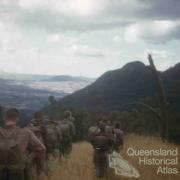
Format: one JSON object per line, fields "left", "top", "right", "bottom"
{"left": 5, "top": 108, "right": 19, "bottom": 120}
{"left": 48, "top": 96, "right": 56, "bottom": 104}
{"left": 99, "top": 122, "right": 106, "bottom": 132}
{"left": 115, "top": 122, "right": 121, "bottom": 129}
{"left": 64, "top": 110, "right": 72, "bottom": 118}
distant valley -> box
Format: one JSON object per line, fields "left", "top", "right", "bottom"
{"left": 0, "top": 72, "right": 94, "bottom": 119}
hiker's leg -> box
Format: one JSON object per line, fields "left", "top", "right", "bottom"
{"left": 61, "top": 141, "right": 66, "bottom": 157}
{"left": 63, "top": 141, "right": 71, "bottom": 158}
{"left": 9, "top": 170, "right": 24, "bottom": 180}
{"left": 93, "top": 150, "right": 103, "bottom": 178}
{"left": 24, "top": 162, "right": 34, "bottom": 180}
{"left": 0, "top": 169, "right": 5, "bottom": 180}
{"left": 36, "top": 159, "right": 45, "bottom": 174}
{"left": 66, "top": 141, "right": 72, "bottom": 156}
{"left": 104, "top": 154, "right": 108, "bottom": 179}
{"left": 99, "top": 152, "right": 108, "bottom": 178}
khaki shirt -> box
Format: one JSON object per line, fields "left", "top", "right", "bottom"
{"left": 0, "top": 126, "right": 46, "bottom": 159}
{"left": 61, "top": 119, "right": 76, "bottom": 136}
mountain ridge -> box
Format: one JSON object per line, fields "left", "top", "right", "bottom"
{"left": 59, "top": 61, "right": 180, "bottom": 112}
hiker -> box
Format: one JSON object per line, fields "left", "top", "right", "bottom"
{"left": 64, "top": 110, "right": 75, "bottom": 122}
{"left": 0, "top": 105, "right": 5, "bottom": 127}
{"left": 113, "top": 123, "right": 124, "bottom": 152}
{"left": 29, "top": 111, "right": 47, "bottom": 145}
{"left": 88, "top": 120, "right": 101, "bottom": 142}
{"left": 0, "top": 108, "right": 46, "bottom": 180}
{"left": 48, "top": 96, "right": 59, "bottom": 121}
{"left": 44, "top": 120, "right": 61, "bottom": 176}
{"left": 28, "top": 111, "right": 48, "bottom": 176}
{"left": 48, "top": 96, "right": 57, "bottom": 106}
{"left": 91, "top": 121, "right": 113, "bottom": 178}
{"left": 46, "top": 120, "right": 61, "bottom": 158}
{"left": 105, "top": 119, "right": 114, "bottom": 136}
{"left": 59, "top": 111, "right": 75, "bottom": 157}
{"left": 55, "top": 121, "right": 62, "bottom": 157}
{"left": 103, "top": 119, "right": 114, "bottom": 150}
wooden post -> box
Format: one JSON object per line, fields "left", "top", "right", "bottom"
{"left": 148, "top": 54, "right": 168, "bottom": 141}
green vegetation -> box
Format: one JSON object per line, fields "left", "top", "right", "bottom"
{"left": 45, "top": 62, "right": 180, "bottom": 143}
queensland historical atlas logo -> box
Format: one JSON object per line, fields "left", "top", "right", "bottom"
{"left": 127, "top": 148, "right": 178, "bottom": 175}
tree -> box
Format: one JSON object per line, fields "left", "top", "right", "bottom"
{"left": 148, "top": 54, "right": 168, "bottom": 141}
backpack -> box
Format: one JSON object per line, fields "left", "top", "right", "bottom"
{"left": 46, "top": 124, "right": 58, "bottom": 149}
{"left": 0, "top": 136, "right": 26, "bottom": 170}
{"left": 114, "top": 129, "right": 123, "bottom": 146}
{"left": 88, "top": 126, "right": 99, "bottom": 142}
{"left": 60, "top": 123, "right": 71, "bottom": 140}
{"left": 92, "top": 135, "right": 109, "bottom": 151}
{"left": 29, "top": 126, "right": 44, "bottom": 143}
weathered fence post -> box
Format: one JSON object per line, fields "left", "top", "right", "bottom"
{"left": 148, "top": 54, "right": 168, "bottom": 141}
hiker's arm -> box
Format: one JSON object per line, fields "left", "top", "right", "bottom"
{"left": 70, "top": 122, "right": 76, "bottom": 136}
{"left": 28, "top": 130, "right": 46, "bottom": 159}
{"left": 41, "top": 124, "right": 48, "bottom": 150}
{"left": 120, "top": 131, "right": 124, "bottom": 149}
{"left": 57, "top": 127, "right": 62, "bottom": 141}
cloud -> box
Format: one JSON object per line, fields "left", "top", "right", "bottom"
{"left": 143, "top": 49, "right": 175, "bottom": 70}
{"left": 144, "top": 49, "right": 169, "bottom": 59}
{"left": 47, "top": 34, "right": 78, "bottom": 45}
{"left": 141, "top": 0, "right": 180, "bottom": 20}
{"left": 113, "top": 35, "right": 122, "bottom": 43}
{"left": 1, "top": 0, "right": 180, "bottom": 35}
{"left": 0, "top": 20, "right": 26, "bottom": 53}
{"left": 108, "top": 0, "right": 180, "bottom": 20}
{"left": 0, "top": 0, "right": 180, "bottom": 77}
{"left": 18, "top": 0, "right": 110, "bottom": 17}
{"left": 65, "top": 44, "right": 106, "bottom": 58}
{"left": 124, "top": 20, "right": 180, "bottom": 43}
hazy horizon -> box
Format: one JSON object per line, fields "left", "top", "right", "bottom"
{"left": 0, "top": 0, "right": 180, "bottom": 77}
{"left": 0, "top": 59, "right": 179, "bottom": 79}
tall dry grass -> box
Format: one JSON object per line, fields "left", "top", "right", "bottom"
{"left": 44, "top": 135, "right": 180, "bottom": 180}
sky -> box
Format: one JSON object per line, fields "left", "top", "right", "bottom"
{"left": 0, "top": 0, "right": 180, "bottom": 78}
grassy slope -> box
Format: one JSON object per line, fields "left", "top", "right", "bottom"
{"left": 44, "top": 135, "right": 180, "bottom": 180}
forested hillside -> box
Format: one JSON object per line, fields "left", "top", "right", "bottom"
{"left": 46, "top": 61, "right": 180, "bottom": 143}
